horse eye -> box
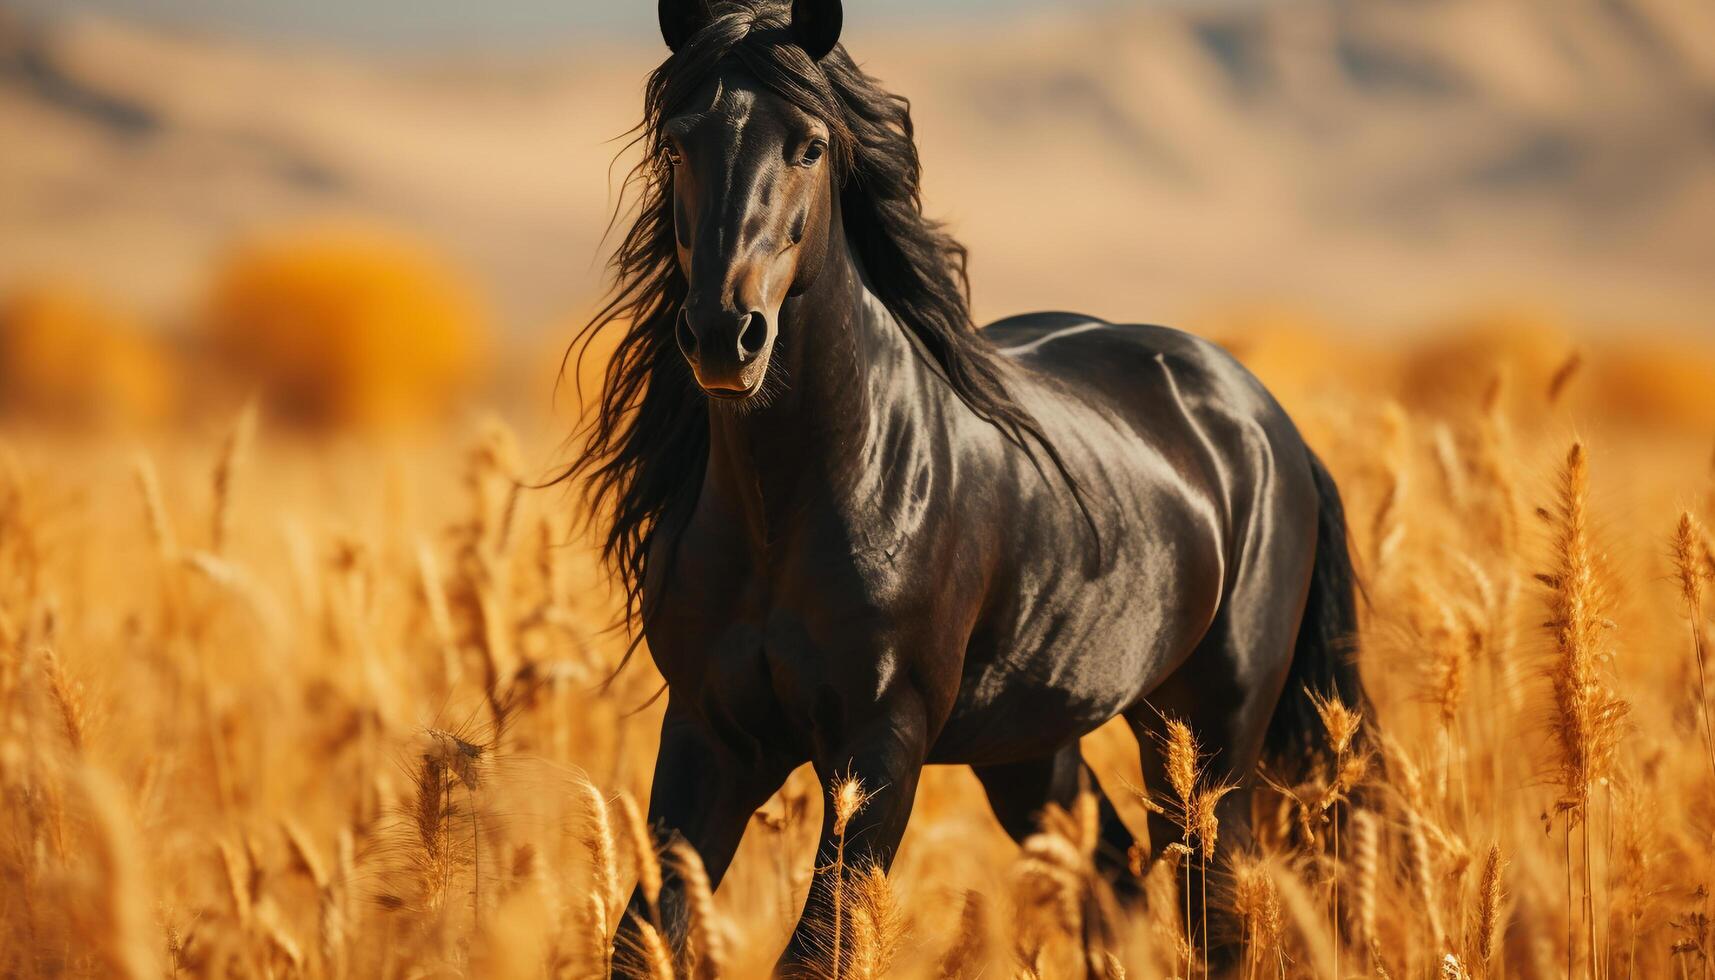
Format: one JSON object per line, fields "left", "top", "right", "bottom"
{"left": 663, "top": 142, "right": 684, "bottom": 168}
{"left": 800, "top": 139, "right": 826, "bottom": 166}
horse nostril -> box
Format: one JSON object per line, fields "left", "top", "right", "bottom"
{"left": 675, "top": 309, "right": 697, "bottom": 360}
{"left": 737, "top": 312, "right": 767, "bottom": 359}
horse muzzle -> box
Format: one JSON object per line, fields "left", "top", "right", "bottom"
{"left": 676, "top": 307, "right": 775, "bottom": 398}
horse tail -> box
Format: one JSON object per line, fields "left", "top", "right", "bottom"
{"left": 1260, "top": 448, "right": 1369, "bottom": 784}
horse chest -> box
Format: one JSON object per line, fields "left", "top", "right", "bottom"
{"left": 648, "top": 547, "right": 911, "bottom": 750}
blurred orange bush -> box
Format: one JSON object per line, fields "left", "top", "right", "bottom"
{"left": 1396, "top": 308, "right": 1715, "bottom": 431}
{"left": 0, "top": 282, "right": 176, "bottom": 428}
{"left": 1397, "top": 307, "right": 1574, "bottom": 419}
{"left": 202, "top": 223, "right": 490, "bottom": 429}
{"left": 1590, "top": 334, "right": 1715, "bottom": 431}
{"left": 1199, "top": 306, "right": 1387, "bottom": 406}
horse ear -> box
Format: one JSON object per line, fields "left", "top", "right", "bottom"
{"left": 790, "top": 0, "right": 842, "bottom": 61}
{"left": 659, "top": 0, "right": 709, "bottom": 53}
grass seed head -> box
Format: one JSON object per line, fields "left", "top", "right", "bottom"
{"left": 1540, "top": 441, "right": 1630, "bottom": 815}
{"left": 1163, "top": 716, "right": 1200, "bottom": 811}
{"left": 1308, "top": 687, "right": 1362, "bottom": 756}
{"left": 632, "top": 916, "right": 676, "bottom": 980}
{"left": 846, "top": 865, "right": 904, "bottom": 979}
{"left": 671, "top": 838, "right": 722, "bottom": 980}
{"left": 579, "top": 778, "right": 620, "bottom": 924}
{"left": 833, "top": 776, "right": 868, "bottom": 838}
{"left": 934, "top": 891, "right": 989, "bottom": 980}
{"left": 1674, "top": 512, "right": 1707, "bottom": 611}
{"left": 1473, "top": 843, "right": 1505, "bottom": 968}
{"left": 1193, "top": 781, "right": 1237, "bottom": 859}
{"left": 618, "top": 791, "right": 662, "bottom": 911}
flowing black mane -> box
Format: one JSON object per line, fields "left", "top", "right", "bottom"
{"left": 562, "top": 0, "right": 1079, "bottom": 625}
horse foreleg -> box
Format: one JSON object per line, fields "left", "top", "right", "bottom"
{"left": 774, "top": 696, "right": 929, "bottom": 976}
{"left": 612, "top": 706, "right": 788, "bottom": 975}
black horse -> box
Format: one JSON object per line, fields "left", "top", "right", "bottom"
{"left": 566, "top": 0, "right": 1365, "bottom": 970}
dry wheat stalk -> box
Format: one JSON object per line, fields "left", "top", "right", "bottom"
{"left": 846, "top": 864, "right": 904, "bottom": 979}
{"left": 828, "top": 775, "right": 870, "bottom": 980}
{"left": 210, "top": 398, "right": 258, "bottom": 555}
{"left": 281, "top": 820, "right": 328, "bottom": 890}
{"left": 416, "top": 539, "right": 464, "bottom": 689}
{"left": 633, "top": 916, "right": 677, "bottom": 980}
{"left": 1350, "top": 808, "right": 1380, "bottom": 950}
{"left": 1474, "top": 373, "right": 1522, "bottom": 558}
{"left": 1548, "top": 351, "right": 1583, "bottom": 405}
{"left": 1014, "top": 827, "right": 1087, "bottom": 955}
{"left": 1233, "top": 852, "right": 1284, "bottom": 980}
{"left": 1147, "top": 714, "right": 1234, "bottom": 978}
{"left": 1159, "top": 718, "right": 1200, "bottom": 975}
{"left": 1539, "top": 441, "right": 1629, "bottom": 975}
{"left": 580, "top": 778, "right": 621, "bottom": 934}
{"left": 132, "top": 451, "right": 177, "bottom": 561}
{"left": 1309, "top": 687, "right": 1363, "bottom": 976}
{"left": 670, "top": 838, "right": 723, "bottom": 980}
{"left": 1372, "top": 402, "right": 1410, "bottom": 576}
{"left": 935, "top": 891, "right": 989, "bottom": 980}
{"left": 1268, "top": 860, "right": 1340, "bottom": 979}
{"left": 1164, "top": 718, "right": 1198, "bottom": 815}
{"left": 584, "top": 891, "right": 612, "bottom": 975}
{"left": 218, "top": 837, "right": 253, "bottom": 926}
{"left": 75, "top": 767, "right": 160, "bottom": 979}
{"left": 1470, "top": 843, "right": 1505, "bottom": 977}
{"left": 1540, "top": 443, "right": 1629, "bottom": 814}
{"left": 1382, "top": 733, "right": 1447, "bottom": 951}
{"left": 322, "top": 827, "right": 354, "bottom": 972}
{"left": 619, "top": 791, "right": 663, "bottom": 928}
{"left": 1433, "top": 422, "right": 1468, "bottom": 508}
{"left": 38, "top": 648, "right": 85, "bottom": 755}
{"left": 410, "top": 748, "right": 454, "bottom": 915}
{"left": 1673, "top": 512, "right": 1715, "bottom": 780}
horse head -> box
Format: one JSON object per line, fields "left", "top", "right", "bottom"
{"left": 656, "top": 0, "right": 845, "bottom": 399}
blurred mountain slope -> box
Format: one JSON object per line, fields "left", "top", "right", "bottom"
{"left": 2, "top": 0, "right": 1712, "bottom": 328}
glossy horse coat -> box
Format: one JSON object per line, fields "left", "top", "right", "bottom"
{"left": 566, "top": 0, "right": 1367, "bottom": 971}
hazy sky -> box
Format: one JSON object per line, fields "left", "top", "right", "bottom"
{"left": 5, "top": 0, "right": 1127, "bottom": 47}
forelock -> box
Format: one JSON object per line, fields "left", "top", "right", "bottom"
{"left": 649, "top": 1, "right": 852, "bottom": 170}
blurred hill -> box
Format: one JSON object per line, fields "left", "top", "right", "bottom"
{"left": 2, "top": 0, "right": 1713, "bottom": 331}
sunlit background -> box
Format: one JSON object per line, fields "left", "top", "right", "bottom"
{"left": 4, "top": 1, "right": 1715, "bottom": 977}
{"left": 4, "top": 0, "right": 1713, "bottom": 433}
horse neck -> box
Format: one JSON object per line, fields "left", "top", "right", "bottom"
{"left": 700, "top": 231, "right": 920, "bottom": 540}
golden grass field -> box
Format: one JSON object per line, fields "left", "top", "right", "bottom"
{"left": 4, "top": 241, "right": 1715, "bottom": 979}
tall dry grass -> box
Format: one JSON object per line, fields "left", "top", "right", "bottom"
{"left": 1, "top": 314, "right": 1714, "bottom": 978}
